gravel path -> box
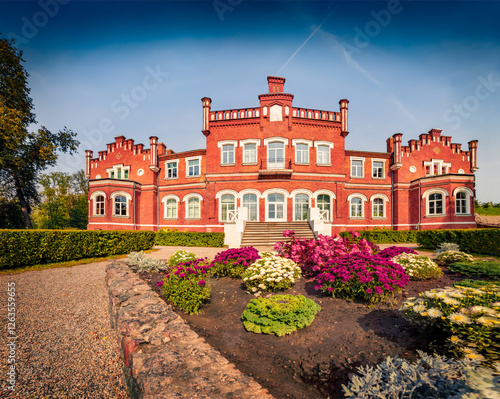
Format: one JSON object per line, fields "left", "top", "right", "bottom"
{"left": 0, "top": 261, "right": 128, "bottom": 398}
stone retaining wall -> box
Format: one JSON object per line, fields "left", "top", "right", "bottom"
{"left": 105, "top": 260, "right": 274, "bottom": 399}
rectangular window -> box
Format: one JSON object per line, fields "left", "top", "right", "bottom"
{"left": 188, "top": 159, "right": 200, "bottom": 176}
{"left": 117, "top": 168, "right": 122, "bottom": 179}
{"left": 425, "top": 165, "right": 431, "bottom": 176}
{"left": 110, "top": 171, "right": 115, "bottom": 178}
{"left": 441, "top": 166, "right": 447, "bottom": 175}
{"left": 351, "top": 160, "right": 363, "bottom": 177}
{"left": 124, "top": 170, "right": 129, "bottom": 179}
{"left": 372, "top": 161, "right": 384, "bottom": 178}
{"left": 433, "top": 164, "right": 439, "bottom": 175}
{"left": 296, "top": 144, "right": 309, "bottom": 164}
{"left": 167, "top": 162, "right": 178, "bottom": 179}
{"left": 317, "top": 145, "right": 329, "bottom": 164}
{"left": 243, "top": 144, "right": 257, "bottom": 163}
{"left": 222, "top": 144, "right": 235, "bottom": 164}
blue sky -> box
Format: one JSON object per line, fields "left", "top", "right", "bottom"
{"left": 1, "top": 0, "right": 499, "bottom": 201}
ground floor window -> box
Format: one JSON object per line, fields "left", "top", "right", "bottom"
{"left": 317, "top": 194, "right": 331, "bottom": 221}
{"left": 294, "top": 194, "right": 309, "bottom": 221}
{"left": 220, "top": 194, "right": 236, "bottom": 221}
{"left": 114, "top": 195, "right": 127, "bottom": 216}
{"left": 455, "top": 192, "right": 468, "bottom": 214}
{"left": 166, "top": 198, "right": 177, "bottom": 218}
{"left": 242, "top": 193, "right": 258, "bottom": 221}
{"left": 372, "top": 198, "right": 385, "bottom": 218}
{"left": 350, "top": 197, "right": 363, "bottom": 218}
{"left": 428, "top": 193, "right": 444, "bottom": 215}
{"left": 187, "top": 197, "right": 200, "bottom": 218}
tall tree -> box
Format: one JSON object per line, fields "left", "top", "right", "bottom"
{"left": 0, "top": 36, "right": 79, "bottom": 228}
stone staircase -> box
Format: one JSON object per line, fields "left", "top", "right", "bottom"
{"left": 240, "top": 222, "right": 316, "bottom": 250}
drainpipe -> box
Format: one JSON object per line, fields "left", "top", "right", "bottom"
{"left": 133, "top": 183, "right": 136, "bottom": 230}
{"left": 417, "top": 180, "right": 421, "bottom": 230}
{"left": 391, "top": 170, "right": 394, "bottom": 230}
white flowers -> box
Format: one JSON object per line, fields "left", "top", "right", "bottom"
{"left": 447, "top": 312, "right": 473, "bottom": 324}
{"left": 242, "top": 252, "right": 301, "bottom": 296}
{"left": 426, "top": 308, "right": 443, "bottom": 318}
{"left": 392, "top": 253, "right": 442, "bottom": 280}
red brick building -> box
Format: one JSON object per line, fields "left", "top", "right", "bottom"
{"left": 85, "top": 76, "right": 478, "bottom": 242}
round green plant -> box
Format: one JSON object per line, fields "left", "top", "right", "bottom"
{"left": 436, "top": 250, "right": 475, "bottom": 266}
{"left": 168, "top": 249, "right": 198, "bottom": 266}
{"left": 241, "top": 294, "right": 321, "bottom": 336}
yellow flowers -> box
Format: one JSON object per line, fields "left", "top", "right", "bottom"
{"left": 447, "top": 312, "right": 472, "bottom": 324}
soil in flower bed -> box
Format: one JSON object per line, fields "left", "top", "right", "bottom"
{"left": 140, "top": 269, "right": 472, "bottom": 399}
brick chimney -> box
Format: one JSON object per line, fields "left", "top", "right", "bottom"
{"left": 267, "top": 76, "right": 285, "bottom": 93}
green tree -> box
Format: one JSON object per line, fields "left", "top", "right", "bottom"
{"left": 32, "top": 170, "right": 88, "bottom": 230}
{"left": 0, "top": 36, "right": 79, "bottom": 228}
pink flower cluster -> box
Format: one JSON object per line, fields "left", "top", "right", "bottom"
{"left": 313, "top": 253, "right": 409, "bottom": 302}
{"left": 275, "top": 232, "right": 380, "bottom": 277}
{"left": 166, "top": 257, "right": 211, "bottom": 286}
{"left": 377, "top": 246, "right": 417, "bottom": 259}
{"left": 210, "top": 246, "right": 260, "bottom": 269}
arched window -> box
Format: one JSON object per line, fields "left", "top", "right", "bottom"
{"left": 114, "top": 195, "right": 128, "bottom": 216}
{"left": 317, "top": 194, "right": 331, "bottom": 221}
{"left": 350, "top": 197, "right": 363, "bottom": 218}
{"left": 187, "top": 197, "right": 200, "bottom": 219}
{"left": 372, "top": 198, "right": 385, "bottom": 218}
{"left": 242, "top": 193, "right": 258, "bottom": 221}
{"left": 165, "top": 198, "right": 177, "bottom": 219}
{"left": 428, "top": 193, "right": 443, "bottom": 215}
{"left": 456, "top": 192, "right": 468, "bottom": 214}
{"left": 220, "top": 194, "right": 236, "bottom": 222}
{"left": 95, "top": 195, "right": 105, "bottom": 215}
{"left": 294, "top": 194, "right": 309, "bottom": 221}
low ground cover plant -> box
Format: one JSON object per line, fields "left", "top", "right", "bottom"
{"left": 210, "top": 246, "right": 260, "bottom": 278}
{"left": 449, "top": 261, "right": 500, "bottom": 279}
{"left": 314, "top": 253, "right": 410, "bottom": 304}
{"left": 241, "top": 294, "right": 321, "bottom": 336}
{"left": 162, "top": 258, "right": 211, "bottom": 314}
{"left": 401, "top": 286, "right": 500, "bottom": 363}
{"left": 454, "top": 279, "right": 500, "bottom": 289}
{"left": 127, "top": 251, "right": 166, "bottom": 272}
{"left": 168, "top": 249, "right": 198, "bottom": 266}
{"left": 343, "top": 350, "right": 497, "bottom": 399}
{"left": 275, "top": 231, "right": 379, "bottom": 277}
{"left": 436, "top": 250, "right": 475, "bottom": 266}
{"left": 242, "top": 252, "right": 301, "bottom": 296}
{"left": 377, "top": 245, "right": 417, "bottom": 259}
{"left": 392, "top": 253, "right": 443, "bottom": 280}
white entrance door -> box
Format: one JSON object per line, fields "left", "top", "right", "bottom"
{"left": 267, "top": 193, "right": 285, "bottom": 221}
{"left": 268, "top": 142, "right": 284, "bottom": 169}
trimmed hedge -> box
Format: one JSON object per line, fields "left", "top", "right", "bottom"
{"left": 155, "top": 229, "right": 224, "bottom": 247}
{"left": 416, "top": 228, "right": 500, "bottom": 257}
{"left": 0, "top": 230, "right": 156, "bottom": 269}
{"left": 339, "top": 230, "right": 420, "bottom": 244}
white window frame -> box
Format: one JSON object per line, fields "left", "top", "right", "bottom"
{"left": 185, "top": 156, "right": 202, "bottom": 177}
{"left": 216, "top": 190, "right": 238, "bottom": 222}
{"left": 453, "top": 187, "right": 473, "bottom": 216}
{"left": 106, "top": 164, "right": 130, "bottom": 180}
{"left": 183, "top": 193, "right": 203, "bottom": 219}
{"left": 262, "top": 188, "right": 289, "bottom": 222}
{"left": 370, "top": 194, "right": 389, "bottom": 219}
{"left": 314, "top": 141, "right": 333, "bottom": 166}
{"left": 110, "top": 191, "right": 132, "bottom": 217}
{"left": 238, "top": 189, "right": 261, "bottom": 222}
{"left": 371, "top": 159, "right": 386, "bottom": 179}
{"left": 264, "top": 138, "right": 288, "bottom": 170}
{"left": 240, "top": 139, "right": 260, "bottom": 165}
{"left": 165, "top": 160, "right": 179, "bottom": 179}
{"left": 292, "top": 139, "right": 312, "bottom": 165}
{"left": 347, "top": 193, "right": 367, "bottom": 219}
{"left": 350, "top": 157, "right": 365, "bottom": 178}
{"left": 161, "top": 194, "right": 180, "bottom": 219}
{"left": 218, "top": 140, "right": 238, "bottom": 165}
{"left": 423, "top": 159, "right": 452, "bottom": 177}
{"left": 314, "top": 189, "right": 336, "bottom": 222}
{"left": 90, "top": 191, "right": 106, "bottom": 216}
{"left": 423, "top": 188, "right": 448, "bottom": 216}
{"left": 291, "top": 189, "right": 313, "bottom": 221}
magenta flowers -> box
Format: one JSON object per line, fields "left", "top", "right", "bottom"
{"left": 210, "top": 246, "right": 261, "bottom": 278}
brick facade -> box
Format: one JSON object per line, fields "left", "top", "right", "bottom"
{"left": 86, "top": 76, "right": 478, "bottom": 234}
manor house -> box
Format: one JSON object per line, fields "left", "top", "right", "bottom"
{"left": 85, "top": 76, "right": 478, "bottom": 246}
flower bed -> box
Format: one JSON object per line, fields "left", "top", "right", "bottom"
{"left": 435, "top": 250, "right": 475, "bottom": 266}
{"left": 377, "top": 245, "right": 417, "bottom": 259}
{"left": 392, "top": 253, "right": 443, "bottom": 280}
{"left": 168, "top": 249, "right": 198, "bottom": 266}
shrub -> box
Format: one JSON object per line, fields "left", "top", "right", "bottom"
{"left": 377, "top": 246, "right": 417, "bottom": 259}
{"left": 162, "top": 258, "right": 211, "bottom": 314}
{"left": 241, "top": 294, "right": 321, "bottom": 336}
{"left": 417, "top": 229, "right": 500, "bottom": 257}
{"left": 339, "top": 229, "right": 421, "bottom": 244}
{"left": 436, "top": 242, "right": 461, "bottom": 254}
{"left": 436, "top": 250, "right": 475, "bottom": 266}
{"left": 155, "top": 228, "right": 224, "bottom": 247}
{"left": 0, "top": 230, "right": 156, "bottom": 268}
{"left": 454, "top": 279, "right": 500, "bottom": 289}
{"left": 392, "top": 253, "right": 443, "bottom": 280}
{"left": 343, "top": 350, "right": 485, "bottom": 399}
{"left": 168, "top": 249, "right": 198, "bottom": 266}
{"left": 127, "top": 251, "right": 166, "bottom": 272}
{"left": 210, "top": 247, "right": 260, "bottom": 278}
{"left": 401, "top": 286, "right": 500, "bottom": 363}
{"left": 449, "top": 261, "right": 500, "bottom": 279}
{"left": 242, "top": 252, "right": 301, "bottom": 297}
{"left": 314, "top": 254, "right": 410, "bottom": 304}
{"left": 275, "top": 232, "right": 379, "bottom": 277}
